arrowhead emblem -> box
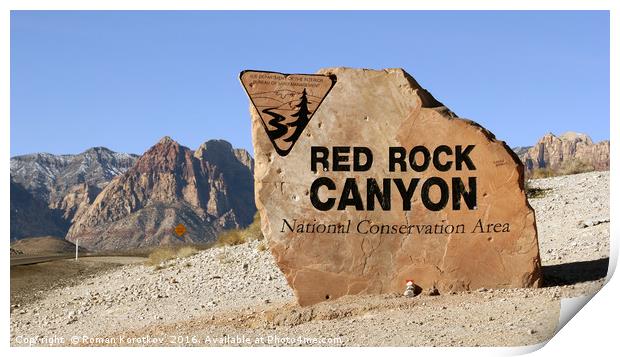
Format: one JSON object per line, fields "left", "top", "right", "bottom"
{"left": 240, "top": 70, "right": 336, "bottom": 157}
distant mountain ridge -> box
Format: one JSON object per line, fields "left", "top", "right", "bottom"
{"left": 11, "top": 147, "right": 138, "bottom": 200}
{"left": 511, "top": 146, "right": 532, "bottom": 158}
{"left": 10, "top": 138, "right": 256, "bottom": 249}
{"left": 10, "top": 147, "right": 138, "bottom": 240}
{"left": 66, "top": 137, "right": 255, "bottom": 250}
{"left": 513, "top": 132, "right": 609, "bottom": 175}
{"left": 11, "top": 131, "right": 606, "bottom": 248}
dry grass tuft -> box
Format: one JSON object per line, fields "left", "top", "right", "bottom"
{"left": 216, "top": 229, "right": 246, "bottom": 246}
{"left": 176, "top": 246, "right": 199, "bottom": 258}
{"left": 146, "top": 247, "right": 177, "bottom": 266}
{"left": 528, "top": 160, "right": 596, "bottom": 179}
{"left": 216, "top": 212, "right": 264, "bottom": 247}
{"left": 558, "top": 160, "right": 594, "bottom": 176}
{"left": 529, "top": 168, "right": 554, "bottom": 179}
{"left": 146, "top": 245, "right": 200, "bottom": 266}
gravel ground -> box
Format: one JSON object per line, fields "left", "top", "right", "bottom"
{"left": 10, "top": 256, "right": 145, "bottom": 308}
{"left": 10, "top": 171, "right": 610, "bottom": 347}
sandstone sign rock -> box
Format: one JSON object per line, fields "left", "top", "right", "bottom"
{"left": 243, "top": 68, "right": 542, "bottom": 306}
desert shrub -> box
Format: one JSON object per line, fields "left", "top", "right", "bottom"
{"left": 216, "top": 229, "right": 246, "bottom": 246}
{"left": 146, "top": 247, "right": 177, "bottom": 266}
{"left": 176, "top": 246, "right": 199, "bottom": 258}
{"left": 524, "top": 178, "right": 552, "bottom": 199}
{"left": 527, "top": 160, "right": 596, "bottom": 179}
{"left": 257, "top": 241, "right": 269, "bottom": 251}
{"left": 146, "top": 245, "right": 199, "bottom": 266}
{"left": 559, "top": 160, "right": 595, "bottom": 176}
{"left": 215, "top": 212, "right": 264, "bottom": 247}
{"left": 244, "top": 212, "right": 264, "bottom": 241}
{"left": 530, "top": 168, "right": 554, "bottom": 179}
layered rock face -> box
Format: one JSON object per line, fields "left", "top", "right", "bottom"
{"left": 50, "top": 184, "right": 102, "bottom": 224}
{"left": 247, "top": 68, "right": 542, "bottom": 306}
{"left": 66, "top": 137, "right": 255, "bottom": 250}
{"left": 519, "top": 132, "right": 609, "bottom": 173}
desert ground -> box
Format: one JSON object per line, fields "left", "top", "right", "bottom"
{"left": 10, "top": 171, "right": 609, "bottom": 347}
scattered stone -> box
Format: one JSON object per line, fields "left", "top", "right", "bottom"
{"left": 404, "top": 281, "right": 416, "bottom": 298}
{"left": 579, "top": 218, "right": 609, "bottom": 228}
{"left": 427, "top": 287, "right": 440, "bottom": 296}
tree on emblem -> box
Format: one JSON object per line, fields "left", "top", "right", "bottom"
{"left": 284, "top": 88, "right": 313, "bottom": 143}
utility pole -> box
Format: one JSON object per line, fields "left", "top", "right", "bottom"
{"left": 75, "top": 238, "right": 79, "bottom": 261}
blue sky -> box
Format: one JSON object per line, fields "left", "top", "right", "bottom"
{"left": 10, "top": 11, "right": 609, "bottom": 156}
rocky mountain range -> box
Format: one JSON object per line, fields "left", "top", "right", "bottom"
{"left": 11, "top": 147, "right": 138, "bottom": 199}
{"left": 514, "top": 132, "right": 609, "bottom": 175}
{"left": 66, "top": 137, "right": 255, "bottom": 250}
{"left": 10, "top": 138, "right": 255, "bottom": 250}
{"left": 10, "top": 131, "right": 606, "bottom": 250}
{"left": 10, "top": 148, "right": 138, "bottom": 241}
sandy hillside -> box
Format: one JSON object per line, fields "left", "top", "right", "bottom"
{"left": 10, "top": 236, "right": 86, "bottom": 256}
{"left": 10, "top": 171, "right": 610, "bottom": 347}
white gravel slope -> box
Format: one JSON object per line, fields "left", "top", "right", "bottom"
{"left": 11, "top": 242, "right": 294, "bottom": 343}
{"left": 10, "top": 171, "right": 610, "bottom": 347}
